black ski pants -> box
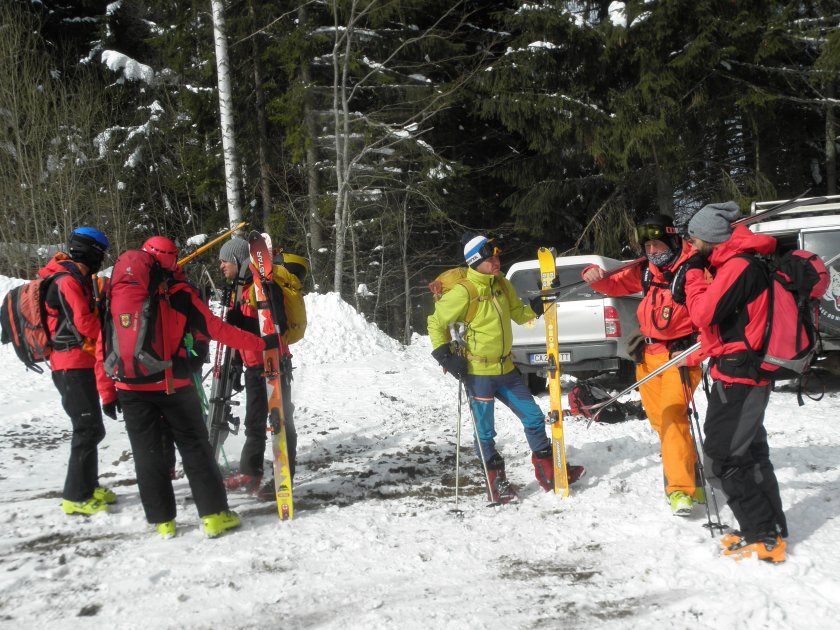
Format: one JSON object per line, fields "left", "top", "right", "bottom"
{"left": 239, "top": 365, "right": 297, "bottom": 479}
{"left": 118, "top": 386, "right": 228, "bottom": 523}
{"left": 703, "top": 380, "right": 788, "bottom": 540}
{"left": 52, "top": 368, "right": 106, "bottom": 502}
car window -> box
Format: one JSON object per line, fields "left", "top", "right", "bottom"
{"left": 509, "top": 264, "right": 603, "bottom": 302}
{"left": 802, "top": 230, "right": 840, "bottom": 264}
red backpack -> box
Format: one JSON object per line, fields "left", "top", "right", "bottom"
{"left": 102, "top": 249, "right": 176, "bottom": 388}
{"left": 743, "top": 250, "right": 829, "bottom": 380}
{"left": 0, "top": 273, "right": 68, "bottom": 373}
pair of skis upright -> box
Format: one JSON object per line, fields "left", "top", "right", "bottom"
{"left": 248, "top": 231, "right": 294, "bottom": 521}
{"left": 537, "top": 247, "right": 570, "bottom": 497}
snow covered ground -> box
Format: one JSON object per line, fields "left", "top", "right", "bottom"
{"left": 1, "top": 276, "right": 839, "bottom": 629}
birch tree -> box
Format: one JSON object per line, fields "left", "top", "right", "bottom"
{"left": 210, "top": 0, "right": 243, "bottom": 229}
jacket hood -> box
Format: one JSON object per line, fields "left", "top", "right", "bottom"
{"left": 707, "top": 224, "right": 776, "bottom": 268}
{"left": 39, "top": 253, "right": 82, "bottom": 279}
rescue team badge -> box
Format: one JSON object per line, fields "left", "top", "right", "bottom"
{"left": 120, "top": 313, "right": 132, "bottom": 328}
{"left": 661, "top": 306, "right": 672, "bottom": 320}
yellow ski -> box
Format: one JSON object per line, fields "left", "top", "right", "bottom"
{"left": 537, "top": 247, "right": 569, "bottom": 496}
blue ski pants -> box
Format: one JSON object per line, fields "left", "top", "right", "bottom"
{"left": 463, "top": 369, "right": 550, "bottom": 463}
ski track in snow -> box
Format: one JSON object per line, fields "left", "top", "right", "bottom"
{"left": 0, "top": 278, "right": 839, "bottom": 629}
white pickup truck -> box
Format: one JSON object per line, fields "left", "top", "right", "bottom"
{"left": 506, "top": 254, "right": 642, "bottom": 390}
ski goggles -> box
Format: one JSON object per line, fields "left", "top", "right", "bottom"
{"left": 636, "top": 224, "right": 677, "bottom": 244}
{"left": 465, "top": 238, "right": 502, "bottom": 266}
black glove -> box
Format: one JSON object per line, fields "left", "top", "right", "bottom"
{"left": 670, "top": 254, "right": 706, "bottom": 305}
{"left": 102, "top": 400, "right": 121, "bottom": 420}
{"left": 529, "top": 295, "right": 545, "bottom": 318}
{"left": 431, "top": 345, "right": 468, "bottom": 380}
{"left": 230, "top": 359, "right": 244, "bottom": 392}
{"left": 262, "top": 333, "right": 280, "bottom": 351}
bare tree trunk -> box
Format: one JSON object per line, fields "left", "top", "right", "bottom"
{"left": 350, "top": 222, "right": 360, "bottom": 310}
{"left": 827, "top": 82, "right": 837, "bottom": 195}
{"left": 210, "top": 0, "right": 243, "bottom": 229}
{"left": 248, "top": 0, "right": 273, "bottom": 227}
{"left": 331, "top": 0, "right": 357, "bottom": 295}
{"left": 299, "top": 4, "right": 325, "bottom": 291}
{"left": 401, "top": 196, "right": 411, "bottom": 345}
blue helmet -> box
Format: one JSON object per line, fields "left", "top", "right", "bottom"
{"left": 68, "top": 227, "right": 109, "bottom": 273}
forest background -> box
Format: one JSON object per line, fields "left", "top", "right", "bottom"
{"left": 2, "top": 0, "right": 839, "bottom": 341}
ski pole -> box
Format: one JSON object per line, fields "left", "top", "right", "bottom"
{"left": 449, "top": 323, "right": 498, "bottom": 507}
{"left": 584, "top": 341, "right": 702, "bottom": 426}
{"left": 176, "top": 221, "right": 248, "bottom": 267}
{"left": 531, "top": 190, "right": 825, "bottom": 301}
{"left": 678, "top": 365, "right": 726, "bottom": 537}
{"left": 453, "top": 374, "right": 463, "bottom": 515}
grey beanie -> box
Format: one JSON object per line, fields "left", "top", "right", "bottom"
{"left": 687, "top": 201, "right": 741, "bottom": 243}
{"left": 219, "top": 237, "right": 250, "bottom": 267}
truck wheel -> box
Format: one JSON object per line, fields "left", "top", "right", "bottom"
{"left": 527, "top": 373, "right": 547, "bottom": 395}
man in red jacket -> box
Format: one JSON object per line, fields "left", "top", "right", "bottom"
{"left": 99, "top": 236, "right": 278, "bottom": 539}
{"left": 682, "top": 201, "right": 788, "bottom": 563}
{"left": 41, "top": 227, "right": 115, "bottom": 516}
{"left": 217, "top": 237, "right": 298, "bottom": 497}
{"left": 582, "top": 215, "right": 703, "bottom": 516}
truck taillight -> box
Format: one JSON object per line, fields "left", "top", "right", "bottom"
{"left": 604, "top": 305, "right": 621, "bottom": 337}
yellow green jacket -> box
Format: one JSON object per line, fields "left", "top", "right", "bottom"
{"left": 427, "top": 268, "right": 536, "bottom": 376}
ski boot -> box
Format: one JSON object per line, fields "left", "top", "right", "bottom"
{"left": 668, "top": 491, "right": 693, "bottom": 516}
{"left": 93, "top": 486, "right": 117, "bottom": 504}
{"left": 719, "top": 530, "right": 743, "bottom": 548}
{"left": 224, "top": 473, "right": 263, "bottom": 494}
{"left": 485, "top": 455, "right": 519, "bottom": 504}
{"left": 202, "top": 510, "right": 241, "bottom": 538}
{"left": 722, "top": 533, "right": 786, "bottom": 564}
{"left": 155, "top": 520, "right": 176, "bottom": 539}
{"left": 61, "top": 498, "right": 108, "bottom": 516}
{"left": 531, "top": 448, "right": 585, "bottom": 491}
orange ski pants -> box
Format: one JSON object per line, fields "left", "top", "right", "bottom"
{"left": 636, "top": 351, "right": 702, "bottom": 497}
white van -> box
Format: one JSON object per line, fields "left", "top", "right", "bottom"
{"left": 750, "top": 195, "right": 840, "bottom": 356}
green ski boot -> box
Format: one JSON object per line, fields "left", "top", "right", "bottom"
{"left": 202, "top": 510, "right": 241, "bottom": 538}
{"left": 155, "top": 520, "right": 176, "bottom": 539}
{"left": 61, "top": 498, "right": 108, "bottom": 516}
{"left": 93, "top": 486, "right": 117, "bottom": 504}
{"left": 668, "top": 491, "right": 693, "bottom": 516}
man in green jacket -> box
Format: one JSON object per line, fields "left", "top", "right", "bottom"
{"left": 428, "top": 233, "right": 584, "bottom": 503}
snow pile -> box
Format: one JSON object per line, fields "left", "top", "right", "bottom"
{"left": 0, "top": 274, "right": 27, "bottom": 301}
{"left": 293, "top": 292, "right": 401, "bottom": 366}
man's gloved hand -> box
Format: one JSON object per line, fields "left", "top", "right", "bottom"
{"left": 262, "top": 333, "right": 280, "bottom": 351}
{"left": 670, "top": 253, "right": 706, "bottom": 305}
{"left": 431, "top": 345, "right": 468, "bottom": 380}
{"left": 102, "top": 400, "right": 121, "bottom": 420}
{"left": 230, "top": 359, "right": 244, "bottom": 392}
{"left": 529, "top": 295, "right": 545, "bottom": 318}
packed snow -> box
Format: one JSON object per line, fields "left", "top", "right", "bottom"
{"left": 0, "top": 276, "right": 839, "bottom": 629}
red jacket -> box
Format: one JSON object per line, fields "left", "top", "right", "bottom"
{"left": 98, "top": 275, "right": 266, "bottom": 401}
{"left": 584, "top": 244, "right": 702, "bottom": 364}
{"left": 684, "top": 224, "right": 777, "bottom": 385}
{"left": 39, "top": 255, "right": 113, "bottom": 396}
{"left": 228, "top": 279, "right": 263, "bottom": 368}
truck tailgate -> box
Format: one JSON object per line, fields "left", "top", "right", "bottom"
{"left": 511, "top": 299, "right": 606, "bottom": 346}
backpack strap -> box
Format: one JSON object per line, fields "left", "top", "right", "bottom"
{"left": 456, "top": 278, "right": 482, "bottom": 324}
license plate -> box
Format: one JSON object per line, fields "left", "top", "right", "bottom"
{"left": 529, "top": 352, "right": 571, "bottom": 364}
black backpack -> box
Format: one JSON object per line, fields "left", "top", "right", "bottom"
{"left": 566, "top": 380, "right": 645, "bottom": 424}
